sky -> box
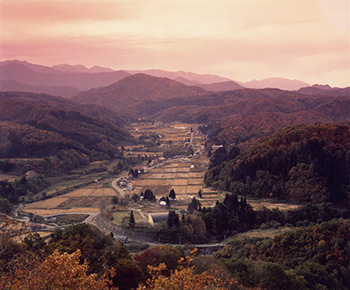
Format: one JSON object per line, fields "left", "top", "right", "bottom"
{"left": 0, "top": 0, "right": 349, "bottom": 87}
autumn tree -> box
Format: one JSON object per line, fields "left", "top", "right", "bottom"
{"left": 137, "top": 250, "right": 237, "bottom": 290}
{"left": 0, "top": 249, "right": 116, "bottom": 290}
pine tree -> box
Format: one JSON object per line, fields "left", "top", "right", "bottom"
{"left": 169, "top": 188, "right": 176, "bottom": 199}
{"left": 129, "top": 210, "right": 135, "bottom": 228}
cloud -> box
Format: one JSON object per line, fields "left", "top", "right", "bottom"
{"left": 0, "top": 0, "right": 134, "bottom": 23}
{"left": 0, "top": 0, "right": 349, "bottom": 87}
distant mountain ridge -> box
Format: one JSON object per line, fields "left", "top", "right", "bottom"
{"left": 240, "top": 77, "right": 310, "bottom": 91}
{"left": 0, "top": 79, "right": 80, "bottom": 98}
{"left": 198, "top": 80, "right": 244, "bottom": 92}
{"left": 2, "top": 60, "right": 342, "bottom": 96}
{"left": 52, "top": 63, "right": 114, "bottom": 73}
{"left": 126, "top": 69, "right": 232, "bottom": 84}
{"left": 0, "top": 61, "right": 130, "bottom": 92}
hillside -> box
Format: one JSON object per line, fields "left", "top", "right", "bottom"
{"left": 127, "top": 69, "right": 232, "bottom": 84}
{"left": 150, "top": 88, "right": 349, "bottom": 143}
{"left": 73, "top": 73, "right": 208, "bottom": 112}
{"left": 0, "top": 79, "right": 81, "bottom": 98}
{"left": 198, "top": 80, "right": 244, "bottom": 92}
{"left": 52, "top": 63, "right": 114, "bottom": 73}
{"left": 205, "top": 123, "right": 350, "bottom": 204}
{"left": 217, "top": 219, "right": 350, "bottom": 290}
{"left": 0, "top": 96, "right": 135, "bottom": 174}
{"left": 0, "top": 91, "right": 127, "bottom": 126}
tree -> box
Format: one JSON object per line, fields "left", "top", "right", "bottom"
{"left": 187, "top": 197, "right": 201, "bottom": 214}
{"left": 0, "top": 250, "right": 116, "bottom": 290}
{"left": 169, "top": 189, "right": 176, "bottom": 200}
{"left": 134, "top": 245, "right": 183, "bottom": 275}
{"left": 137, "top": 251, "right": 236, "bottom": 290}
{"left": 0, "top": 214, "right": 27, "bottom": 260}
{"left": 167, "top": 211, "right": 179, "bottom": 228}
{"left": 144, "top": 189, "right": 156, "bottom": 202}
{"left": 0, "top": 198, "right": 13, "bottom": 214}
{"left": 129, "top": 210, "right": 135, "bottom": 228}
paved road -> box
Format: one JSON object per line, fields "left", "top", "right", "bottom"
{"left": 111, "top": 177, "right": 126, "bottom": 198}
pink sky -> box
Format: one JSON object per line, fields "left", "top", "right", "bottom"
{"left": 0, "top": 0, "right": 349, "bottom": 87}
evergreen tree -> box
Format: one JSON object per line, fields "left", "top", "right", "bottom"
{"left": 169, "top": 188, "right": 176, "bottom": 199}
{"left": 129, "top": 210, "right": 135, "bottom": 228}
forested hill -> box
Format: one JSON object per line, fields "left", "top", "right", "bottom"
{"left": 205, "top": 123, "right": 350, "bottom": 204}
{"left": 72, "top": 73, "right": 208, "bottom": 111}
{"left": 0, "top": 91, "right": 127, "bottom": 126}
{"left": 0, "top": 96, "right": 135, "bottom": 173}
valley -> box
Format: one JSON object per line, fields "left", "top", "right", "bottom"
{"left": 11, "top": 121, "right": 303, "bottom": 245}
{"left": 0, "top": 60, "right": 349, "bottom": 290}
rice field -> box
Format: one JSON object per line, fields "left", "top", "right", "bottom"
{"left": 23, "top": 184, "right": 118, "bottom": 216}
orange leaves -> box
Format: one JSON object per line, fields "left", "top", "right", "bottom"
{"left": 138, "top": 253, "right": 236, "bottom": 290}
{"left": 0, "top": 249, "right": 116, "bottom": 290}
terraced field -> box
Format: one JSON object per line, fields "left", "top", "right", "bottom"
{"left": 23, "top": 184, "right": 116, "bottom": 216}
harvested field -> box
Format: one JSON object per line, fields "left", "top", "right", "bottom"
{"left": 164, "top": 163, "right": 179, "bottom": 167}
{"left": 186, "top": 185, "right": 203, "bottom": 194}
{"left": 202, "top": 188, "right": 216, "bottom": 193}
{"left": 153, "top": 186, "right": 172, "bottom": 196}
{"left": 148, "top": 173, "right": 176, "bottom": 179}
{"left": 63, "top": 187, "right": 116, "bottom": 197}
{"left": 25, "top": 197, "right": 68, "bottom": 209}
{"left": 151, "top": 167, "right": 177, "bottom": 173}
{"left": 173, "top": 179, "right": 188, "bottom": 186}
{"left": 188, "top": 178, "right": 203, "bottom": 185}
{"left": 57, "top": 197, "right": 103, "bottom": 208}
{"left": 175, "top": 173, "right": 189, "bottom": 178}
{"left": 177, "top": 194, "right": 192, "bottom": 200}
{"left": 172, "top": 186, "right": 187, "bottom": 194}
{"left": 133, "top": 179, "right": 173, "bottom": 186}
{"left": 177, "top": 167, "right": 190, "bottom": 172}
{"left": 188, "top": 172, "right": 205, "bottom": 178}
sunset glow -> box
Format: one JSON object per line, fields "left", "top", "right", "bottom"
{"left": 0, "top": 0, "right": 349, "bottom": 86}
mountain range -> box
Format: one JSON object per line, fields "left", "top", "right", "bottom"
{"left": 0, "top": 61, "right": 130, "bottom": 94}
{"left": 239, "top": 77, "right": 309, "bottom": 90}
{"left": 0, "top": 60, "right": 319, "bottom": 98}
{"left": 0, "top": 59, "right": 349, "bottom": 174}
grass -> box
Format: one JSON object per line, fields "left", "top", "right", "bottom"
{"left": 234, "top": 226, "right": 294, "bottom": 240}
{"left": 102, "top": 181, "right": 112, "bottom": 188}
{"left": 112, "top": 211, "right": 143, "bottom": 224}
{"left": 55, "top": 214, "right": 89, "bottom": 225}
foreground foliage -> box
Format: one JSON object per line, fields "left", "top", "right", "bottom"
{"left": 138, "top": 251, "right": 237, "bottom": 290}
{"left": 0, "top": 250, "right": 116, "bottom": 290}
{"left": 217, "top": 219, "right": 350, "bottom": 289}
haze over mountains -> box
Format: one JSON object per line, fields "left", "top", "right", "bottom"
{"left": 0, "top": 60, "right": 130, "bottom": 94}
{"left": 0, "top": 60, "right": 349, "bottom": 144}
{"left": 0, "top": 60, "right": 320, "bottom": 98}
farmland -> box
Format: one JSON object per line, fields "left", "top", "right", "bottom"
{"left": 22, "top": 184, "right": 114, "bottom": 217}
{"left": 18, "top": 121, "right": 298, "bottom": 230}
